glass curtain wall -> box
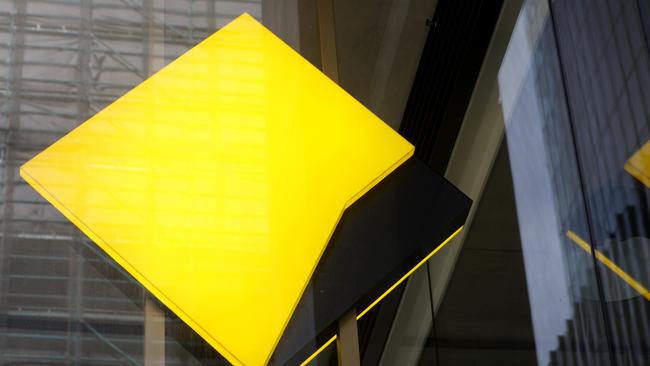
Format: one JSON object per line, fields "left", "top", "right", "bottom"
{"left": 409, "top": 0, "right": 650, "bottom": 365}
{"left": 3, "top": 0, "right": 650, "bottom": 365}
{"left": 0, "top": 1, "right": 261, "bottom": 364}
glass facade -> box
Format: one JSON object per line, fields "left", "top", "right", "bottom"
{"left": 0, "top": 1, "right": 260, "bottom": 364}
{"left": 407, "top": 0, "right": 650, "bottom": 365}
{"left": 2, "top": 0, "right": 650, "bottom": 365}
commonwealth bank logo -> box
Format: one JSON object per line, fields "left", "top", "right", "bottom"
{"left": 20, "top": 13, "right": 469, "bottom": 366}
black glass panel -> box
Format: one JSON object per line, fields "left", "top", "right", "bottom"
{"left": 272, "top": 157, "right": 471, "bottom": 365}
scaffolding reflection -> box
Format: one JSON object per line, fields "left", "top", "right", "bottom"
{"left": 0, "top": 1, "right": 260, "bottom": 365}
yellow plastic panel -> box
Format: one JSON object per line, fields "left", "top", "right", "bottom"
{"left": 625, "top": 140, "right": 650, "bottom": 188}
{"left": 20, "top": 13, "right": 413, "bottom": 366}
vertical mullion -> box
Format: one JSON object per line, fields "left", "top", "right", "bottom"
{"left": 547, "top": 0, "right": 618, "bottom": 364}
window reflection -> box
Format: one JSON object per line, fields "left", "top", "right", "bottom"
{"left": 499, "top": 2, "right": 612, "bottom": 364}
{"left": 414, "top": 0, "right": 650, "bottom": 365}
{"left": 0, "top": 1, "right": 260, "bottom": 365}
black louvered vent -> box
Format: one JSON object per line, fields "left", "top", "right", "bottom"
{"left": 399, "top": 0, "right": 504, "bottom": 174}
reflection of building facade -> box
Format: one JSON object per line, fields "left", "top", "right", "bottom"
{"left": 550, "top": 2, "right": 650, "bottom": 365}
{"left": 0, "top": 2, "right": 260, "bottom": 364}
{"left": 503, "top": 1, "right": 650, "bottom": 364}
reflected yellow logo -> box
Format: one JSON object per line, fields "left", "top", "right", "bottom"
{"left": 625, "top": 140, "right": 650, "bottom": 189}
{"left": 20, "top": 13, "right": 413, "bottom": 366}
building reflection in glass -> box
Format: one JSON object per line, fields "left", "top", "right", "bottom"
{"left": 0, "top": 1, "right": 261, "bottom": 365}
{"left": 499, "top": 0, "right": 650, "bottom": 364}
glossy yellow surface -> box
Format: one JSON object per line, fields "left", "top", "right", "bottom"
{"left": 19, "top": 13, "right": 413, "bottom": 366}
{"left": 625, "top": 140, "right": 650, "bottom": 188}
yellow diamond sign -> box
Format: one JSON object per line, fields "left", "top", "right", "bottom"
{"left": 20, "top": 13, "right": 413, "bottom": 366}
